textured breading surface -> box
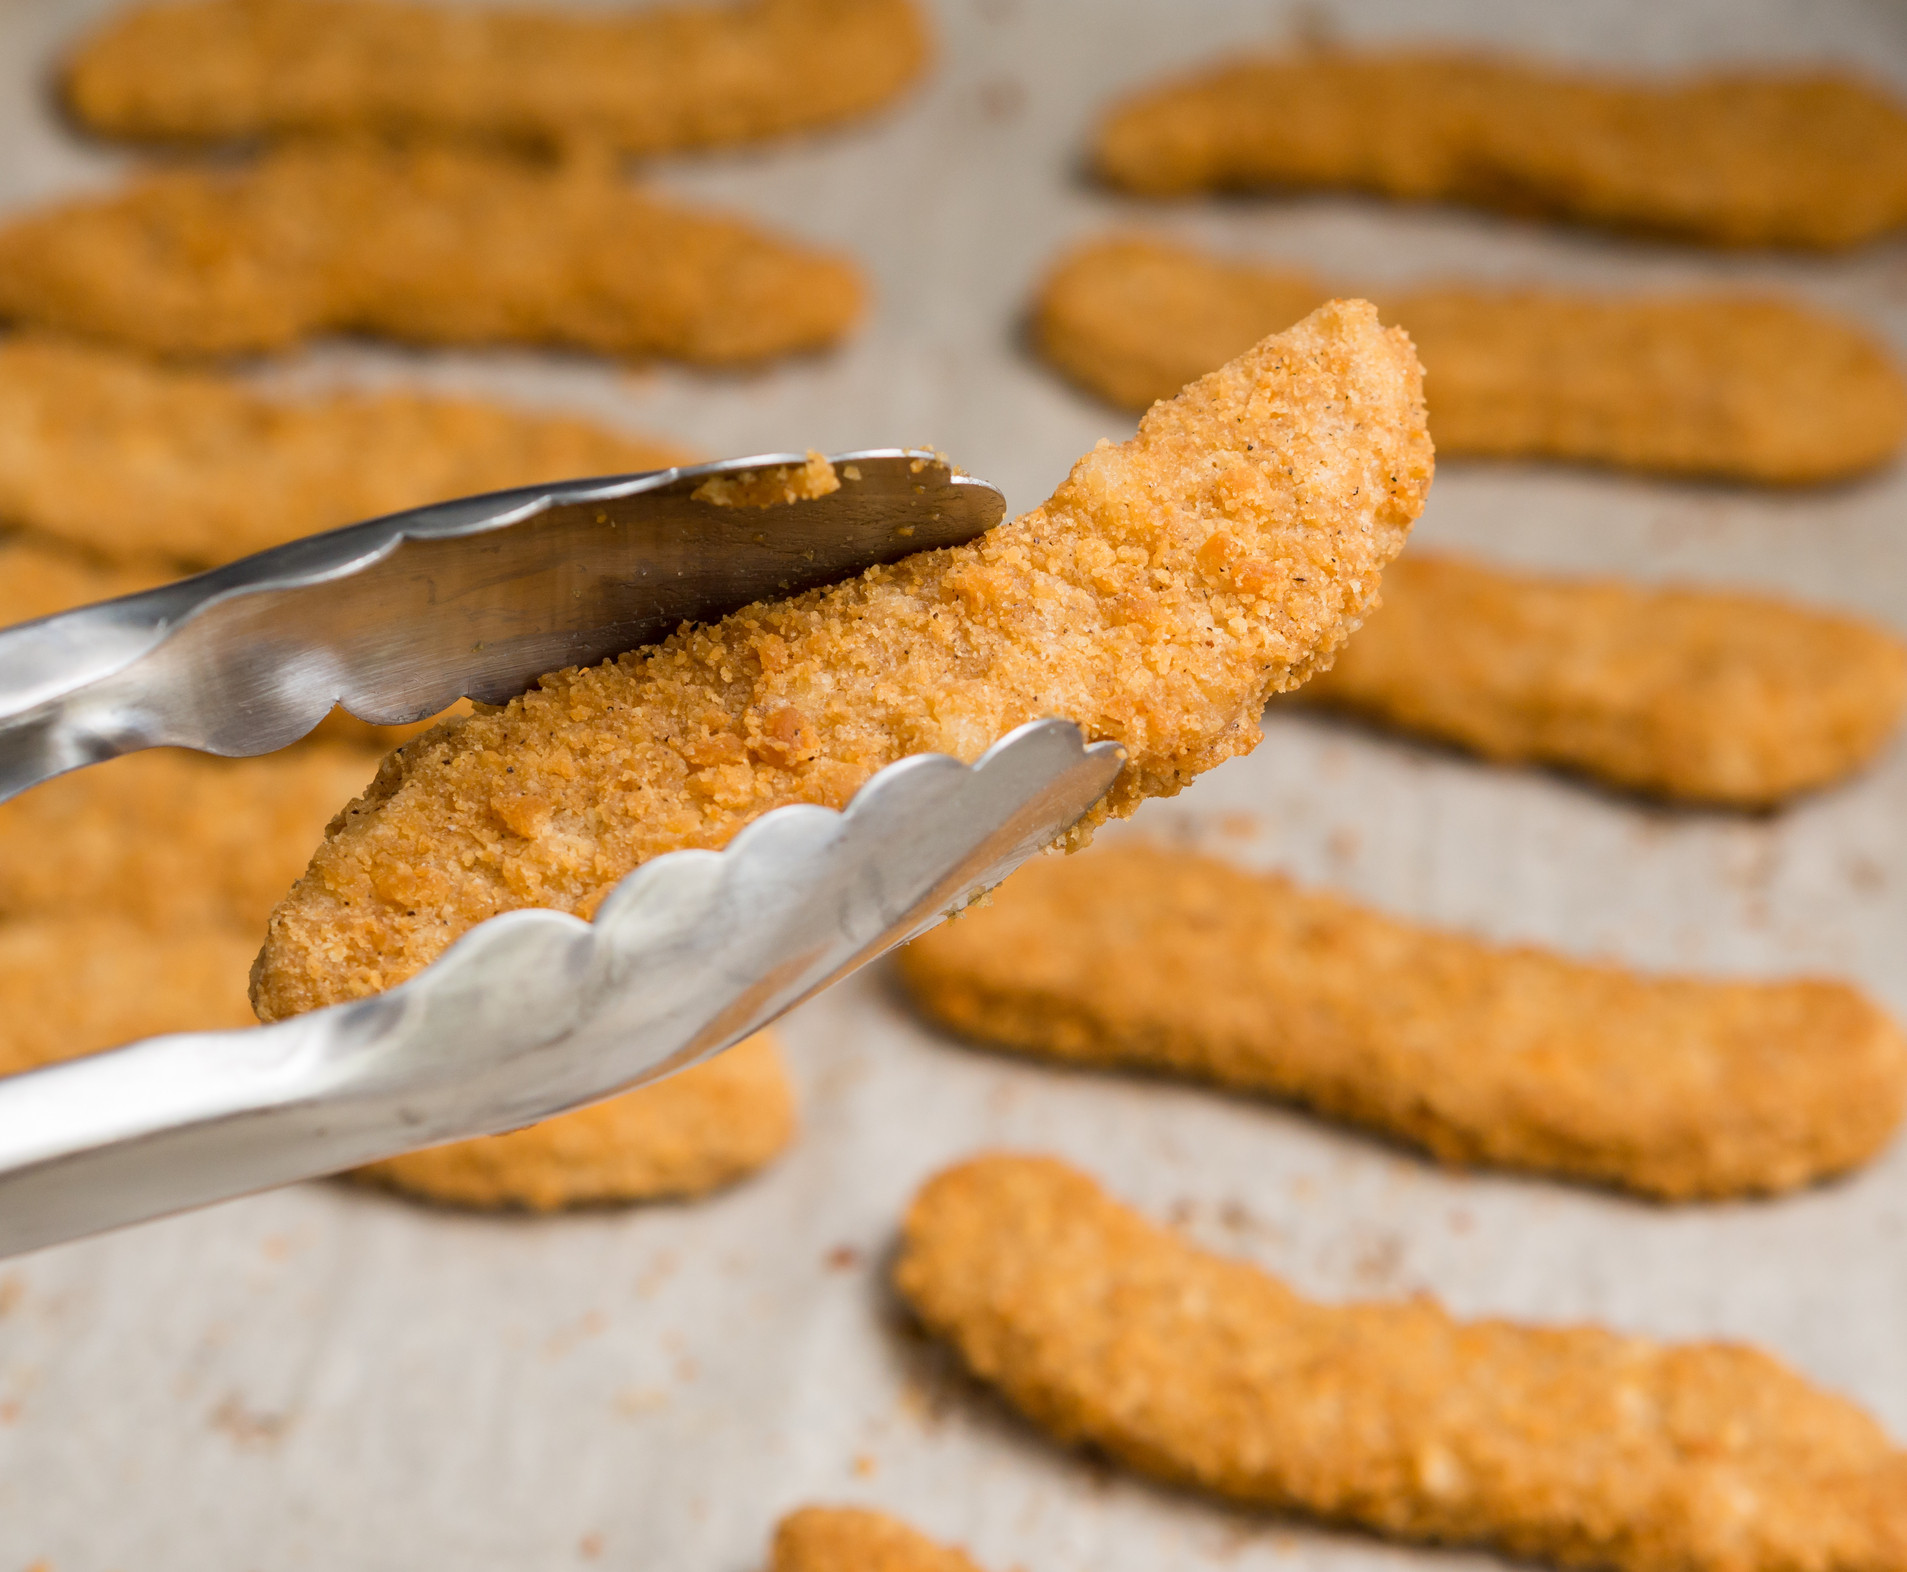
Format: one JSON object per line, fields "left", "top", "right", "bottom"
{"left": 0, "top": 744, "right": 379, "bottom": 933}
{"left": 897, "top": 1155, "right": 1907, "bottom": 1571}
{"left": 0, "top": 336, "right": 691, "bottom": 569}
{"left": 898, "top": 845, "right": 1907, "bottom": 1199}
{"left": 352, "top": 1029, "right": 795, "bottom": 1209}
{"left": 0, "top": 916, "right": 258, "bottom": 1073}
{"left": 1034, "top": 237, "right": 1907, "bottom": 484}
{"left": 65, "top": 0, "right": 928, "bottom": 156}
{"left": 1300, "top": 553, "right": 1907, "bottom": 806}
{"left": 771, "top": 1506, "right": 987, "bottom": 1572}
{"left": 0, "top": 144, "right": 864, "bottom": 363}
{"left": 251, "top": 302, "right": 1432, "bottom": 1021}
{"left": 1093, "top": 52, "right": 1907, "bottom": 248}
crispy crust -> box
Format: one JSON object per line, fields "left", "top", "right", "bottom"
{"left": 64, "top": 0, "right": 929, "bottom": 156}
{"left": 771, "top": 1507, "right": 987, "bottom": 1572}
{"left": 0, "top": 743, "right": 380, "bottom": 934}
{"left": 0, "top": 144, "right": 864, "bottom": 363}
{"left": 1093, "top": 52, "right": 1907, "bottom": 249}
{"left": 350, "top": 1028, "right": 795, "bottom": 1209}
{"left": 250, "top": 301, "right": 1432, "bottom": 1021}
{"left": 0, "top": 335, "right": 691, "bottom": 569}
{"left": 897, "top": 844, "right": 1907, "bottom": 1199}
{"left": 1299, "top": 552, "right": 1907, "bottom": 806}
{"left": 896, "top": 1154, "right": 1907, "bottom": 1571}
{"left": 1033, "top": 236, "right": 1907, "bottom": 484}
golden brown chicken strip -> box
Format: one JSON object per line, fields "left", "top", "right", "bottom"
{"left": 1033, "top": 236, "right": 1907, "bottom": 484}
{"left": 0, "top": 336, "right": 691, "bottom": 569}
{"left": 0, "top": 144, "right": 863, "bottom": 363}
{"left": 64, "top": 0, "right": 928, "bottom": 156}
{"left": 250, "top": 300, "right": 1433, "bottom": 1021}
{"left": 0, "top": 915, "right": 258, "bottom": 1073}
{"left": 771, "top": 1506, "right": 987, "bottom": 1572}
{"left": 899, "top": 845, "right": 1907, "bottom": 1199}
{"left": 1299, "top": 552, "right": 1907, "bottom": 806}
{"left": 353, "top": 1028, "right": 794, "bottom": 1209}
{"left": 898, "top": 1155, "right": 1907, "bottom": 1571}
{"left": 1094, "top": 51, "right": 1907, "bottom": 249}
{"left": 0, "top": 743, "right": 379, "bottom": 933}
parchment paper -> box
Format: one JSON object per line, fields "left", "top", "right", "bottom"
{"left": 1, "top": 1, "right": 1905, "bottom": 1566}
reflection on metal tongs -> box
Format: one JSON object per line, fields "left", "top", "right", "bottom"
{"left": 0, "top": 451, "right": 1125, "bottom": 1258}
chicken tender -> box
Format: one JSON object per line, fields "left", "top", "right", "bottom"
{"left": 0, "top": 743, "right": 380, "bottom": 933}
{"left": 353, "top": 1028, "right": 794, "bottom": 1208}
{"left": 250, "top": 301, "right": 1433, "bottom": 1021}
{"left": 1093, "top": 51, "right": 1907, "bottom": 249}
{"left": 64, "top": 0, "right": 928, "bottom": 157}
{"left": 1299, "top": 552, "right": 1907, "bottom": 806}
{"left": 771, "top": 1506, "right": 987, "bottom": 1572}
{"left": 898, "top": 844, "right": 1907, "bottom": 1199}
{"left": 1033, "top": 236, "right": 1907, "bottom": 484}
{"left": 0, "top": 915, "right": 257, "bottom": 1073}
{"left": 0, "top": 336, "right": 691, "bottom": 570}
{"left": 897, "top": 1154, "right": 1907, "bottom": 1572}
{"left": 0, "top": 144, "right": 864, "bottom": 363}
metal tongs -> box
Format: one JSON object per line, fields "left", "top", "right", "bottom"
{"left": 0, "top": 451, "right": 1124, "bottom": 1258}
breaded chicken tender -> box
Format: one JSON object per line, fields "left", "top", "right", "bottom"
{"left": 899, "top": 845, "right": 1907, "bottom": 1199}
{"left": 1093, "top": 52, "right": 1907, "bottom": 249}
{"left": 0, "top": 335, "right": 691, "bottom": 569}
{"left": 897, "top": 1155, "right": 1907, "bottom": 1572}
{"left": 1300, "top": 553, "right": 1907, "bottom": 806}
{"left": 0, "top": 744, "right": 380, "bottom": 933}
{"left": 0, "top": 915, "right": 258, "bottom": 1073}
{"left": 250, "top": 302, "right": 1433, "bottom": 1021}
{"left": 1034, "top": 237, "right": 1907, "bottom": 484}
{"left": 0, "top": 144, "right": 863, "bottom": 363}
{"left": 352, "top": 1028, "right": 794, "bottom": 1208}
{"left": 771, "top": 1507, "right": 987, "bottom": 1572}
{"left": 64, "top": 0, "right": 928, "bottom": 156}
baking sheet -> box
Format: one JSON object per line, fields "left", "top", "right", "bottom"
{"left": 3, "top": 0, "right": 1907, "bottom": 1566}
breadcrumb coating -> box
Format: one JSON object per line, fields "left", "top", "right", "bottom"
{"left": 1093, "top": 52, "right": 1907, "bottom": 249}
{"left": 771, "top": 1507, "right": 987, "bottom": 1572}
{"left": 0, "top": 335, "right": 691, "bottom": 570}
{"left": 64, "top": 0, "right": 928, "bottom": 157}
{"left": 351, "top": 1028, "right": 795, "bottom": 1209}
{"left": 1034, "top": 236, "right": 1907, "bottom": 484}
{"left": 897, "top": 1154, "right": 1907, "bottom": 1572}
{"left": 0, "top": 144, "right": 864, "bottom": 363}
{"left": 1300, "top": 552, "right": 1907, "bottom": 806}
{"left": 250, "top": 301, "right": 1432, "bottom": 1021}
{"left": 0, "top": 916, "right": 258, "bottom": 1073}
{"left": 0, "top": 743, "right": 379, "bottom": 934}
{"left": 898, "top": 845, "right": 1907, "bottom": 1199}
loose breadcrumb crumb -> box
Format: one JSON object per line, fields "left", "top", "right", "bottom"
{"left": 1094, "top": 51, "right": 1907, "bottom": 248}
{"left": 0, "top": 144, "right": 865, "bottom": 364}
{"left": 692, "top": 452, "right": 841, "bottom": 509}
{"left": 1299, "top": 552, "right": 1907, "bottom": 805}
{"left": 1034, "top": 236, "right": 1907, "bottom": 483}
{"left": 897, "top": 1154, "right": 1907, "bottom": 1572}
{"left": 250, "top": 301, "right": 1432, "bottom": 1021}
{"left": 898, "top": 843, "right": 1907, "bottom": 1199}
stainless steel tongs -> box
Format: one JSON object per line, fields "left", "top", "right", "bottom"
{"left": 0, "top": 451, "right": 1124, "bottom": 1257}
